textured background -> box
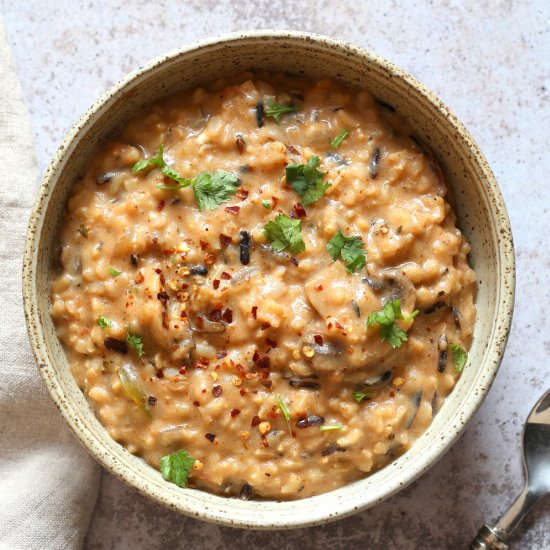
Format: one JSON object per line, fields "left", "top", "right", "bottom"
{"left": 2, "top": 1, "right": 549, "bottom": 548}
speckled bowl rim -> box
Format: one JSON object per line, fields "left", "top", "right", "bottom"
{"left": 23, "top": 30, "right": 515, "bottom": 529}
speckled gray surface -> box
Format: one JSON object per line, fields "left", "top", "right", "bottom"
{"left": 3, "top": 1, "right": 549, "bottom": 548}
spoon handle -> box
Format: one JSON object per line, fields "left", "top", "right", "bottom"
{"left": 470, "top": 484, "right": 540, "bottom": 549}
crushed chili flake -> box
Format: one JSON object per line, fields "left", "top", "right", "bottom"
{"left": 260, "top": 322, "right": 271, "bottom": 331}
{"left": 335, "top": 320, "right": 344, "bottom": 329}
{"left": 179, "top": 367, "right": 186, "bottom": 375}
{"left": 222, "top": 309, "right": 233, "bottom": 323}
{"left": 230, "top": 408, "right": 241, "bottom": 417}
{"left": 147, "top": 396, "right": 157, "bottom": 406}
{"left": 251, "top": 306, "right": 258, "bottom": 319}
{"left": 224, "top": 206, "right": 240, "bottom": 215}
{"left": 314, "top": 284, "right": 323, "bottom": 291}
{"left": 157, "top": 291, "right": 169, "bottom": 305}
{"left": 154, "top": 268, "right": 162, "bottom": 274}
{"left": 239, "top": 388, "right": 248, "bottom": 396}
{"left": 260, "top": 379, "right": 272, "bottom": 388}
{"left": 152, "top": 236, "right": 158, "bottom": 245}
{"left": 237, "top": 188, "right": 249, "bottom": 200}
{"left": 286, "top": 144, "right": 300, "bottom": 155}
{"left": 134, "top": 271, "right": 144, "bottom": 284}
{"left": 235, "top": 364, "right": 246, "bottom": 379}
{"left": 213, "top": 279, "right": 220, "bottom": 290}
{"left": 260, "top": 435, "right": 269, "bottom": 448}
{"left": 199, "top": 239, "right": 208, "bottom": 250}
{"left": 193, "top": 400, "right": 200, "bottom": 407}
{"left": 156, "top": 370, "right": 164, "bottom": 378}
{"left": 216, "top": 351, "right": 228, "bottom": 359}
{"left": 212, "top": 385, "right": 222, "bottom": 397}
{"left": 256, "top": 356, "right": 270, "bottom": 369}
{"left": 161, "top": 311, "right": 170, "bottom": 329}
{"left": 220, "top": 271, "right": 232, "bottom": 280}
{"left": 272, "top": 196, "right": 279, "bottom": 208}
{"left": 252, "top": 351, "right": 260, "bottom": 363}
{"left": 205, "top": 433, "right": 216, "bottom": 442}
{"left": 204, "top": 252, "right": 216, "bottom": 265}
{"left": 293, "top": 203, "right": 307, "bottom": 218}
{"left": 251, "top": 415, "right": 261, "bottom": 427}
{"left": 314, "top": 334, "right": 324, "bottom": 345}
{"left": 265, "top": 338, "right": 277, "bottom": 348}
{"left": 219, "top": 233, "right": 232, "bottom": 248}
{"left": 327, "top": 322, "right": 333, "bottom": 329}
{"left": 207, "top": 309, "right": 223, "bottom": 322}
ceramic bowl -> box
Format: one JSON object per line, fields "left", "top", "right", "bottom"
{"left": 22, "top": 30, "right": 515, "bottom": 529}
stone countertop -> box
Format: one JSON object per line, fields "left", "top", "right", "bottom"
{"left": 2, "top": 1, "right": 549, "bottom": 548}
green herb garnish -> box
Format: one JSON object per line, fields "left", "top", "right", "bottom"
{"left": 286, "top": 156, "right": 331, "bottom": 206}
{"left": 264, "top": 214, "right": 305, "bottom": 255}
{"left": 326, "top": 230, "right": 366, "bottom": 274}
{"left": 126, "top": 332, "right": 145, "bottom": 358}
{"left": 261, "top": 199, "right": 272, "bottom": 209}
{"left": 320, "top": 423, "right": 343, "bottom": 431}
{"left": 133, "top": 145, "right": 239, "bottom": 209}
{"left": 277, "top": 396, "right": 291, "bottom": 423}
{"left": 77, "top": 224, "right": 89, "bottom": 238}
{"left": 160, "top": 449, "right": 195, "bottom": 488}
{"left": 329, "top": 129, "right": 350, "bottom": 148}
{"left": 367, "top": 299, "right": 419, "bottom": 349}
{"left": 132, "top": 144, "right": 192, "bottom": 189}
{"left": 265, "top": 98, "right": 300, "bottom": 125}
{"left": 97, "top": 316, "right": 112, "bottom": 329}
{"left": 449, "top": 343, "right": 467, "bottom": 372}
{"left": 352, "top": 391, "right": 373, "bottom": 403}
{"left": 192, "top": 170, "right": 240, "bottom": 211}
{"left": 108, "top": 267, "right": 122, "bottom": 278}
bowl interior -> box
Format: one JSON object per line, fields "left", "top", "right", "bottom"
{"left": 24, "top": 31, "right": 514, "bottom": 528}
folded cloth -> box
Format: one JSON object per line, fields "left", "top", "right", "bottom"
{"left": 0, "top": 14, "right": 100, "bottom": 550}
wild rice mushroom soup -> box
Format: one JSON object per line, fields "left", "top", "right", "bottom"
{"left": 50, "top": 72, "right": 476, "bottom": 500}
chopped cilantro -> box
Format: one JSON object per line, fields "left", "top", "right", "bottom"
{"left": 97, "top": 316, "right": 112, "bottom": 329}
{"left": 326, "top": 230, "right": 366, "bottom": 274}
{"left": 126, "top": 332, "right": 145, "bottom": 358}
{"left": 329, "top": 129, "right": 350, "bottom": 148}
{"left": 286, "top": 156, "right": 331, "bottom": 206}
{"left": 367, "top": 299, "right": 420, "bottom": 349}
{"left": 160, "top": 449, "right": 195, "bottom": 488}
{"left": 77, "top": 224, "right": 89, "bottom": 238}
{"left": 449, "top": 343, "right": 467, "bottom": 372}
{"left": 263, "top": 214, "right": 305, "bottom": 255}
{"left": 352, "top": 391, "right": 373, "bottom": 403}
{"left": 132, "top": 145, "right": 192, "bottom": 189}
{"left": 265, "top": 98, "right": 300, "bottom": 125}
{"left": 277, "top": 396, "right": 291, "bottom": 423}
{"left": 320, "top": 423, "right": 343, "bottom": 431}
{"left": 261, "top": 199, "right": 272, "bottom": 209}
{"left": 108, "top": 267, "right": 122, "bottom": 277}
{"left": 193, "top": 170, "right": 240, "bottom": 211}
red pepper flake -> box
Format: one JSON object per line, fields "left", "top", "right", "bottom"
{"left": 314, "top": 334, "right": 324, "bottom": 345}
{"left": 213, "top": 279, "right": 220, "bottom": 290}
{"left": 225, "top": 206, "right": 240, "bottom": 216}
{"left": 286, "top": 144, "right": 300, "bottom": 155}
{"left": 157, "top": 291, "right": 169, "bottom": 305}
{"left": 212, "top": 385, "right": 222, "bottom": 397}
{"left": 152, "top": 236, "right": 158, "bottom": 244}
{"left": 193, "top": 400, "right": 200, "bottom": 407}
{"left": 207, "top": 309, "right": 223, "bottom": 322}
{"left": 219, "top": 234, "right": 232, "bottom": 248}
{"left": 222, "top": 308, "right": 233, "bottom": 323}
{"left": 239, "top": 388, "right": 248, "bottom": 396}
{"left": 235, "top": 364, "right": 246, "bottom": 379}
{"left": 216, "top": 351, "right": 227, "bottom": 359}
{"left": 251, "top": 415, "right": 261, "bottom": 427}
{"left": 199, "top": 239, "right": 209, "bottom": 250}
{"left": 204, "top": 252, "right": 216, "bottom": 265}
{"left": 220, "top": 271, "right": 232, "bottom": 280}
{"left": 256, "top": 356, "right": 270, "bottom": 369}
{"left": 134, "top": 271, "right": 144, "bottom": 284}
{"left": 230, "top": 408, "right": 241, "bottom": 418}
{"left": 156, "top": 370, "right": 164, "bottom": 379}
{"left": 201, "top": 388, "right": 207, "bottom": 394}
{"left": 251, "top": 306, "right": 258, "bottom": 319}
{"left": 271, "top": 196, "right": 279, "bottom": 208}
{"left": 205, "top": 433, "right": 216, "bottom": 442}
{"left": 389, "top": 391, "right": 396, "bottom": 397}
{"left": 260, "top": 322, "right": 271, "bottom": 331}
{"left": 265, "top": 338, "right": 277, "bottom": 348}
{"left": 327, "top": 322, "right": 333, "bottom": 329}
{"left": 161, "top": 311, "right": 170, "bottom": 329}
{"left": 290, "top": 257, "right": 299, "bottom": 266}
{"left": 293, "top": 203, "right": 307, "bottom": 218}
{"left": 179, "top": 367, "right": 186, "bottom": 375}
{"left": 180, "top": 310, "right": 188, "bottom": 319}
{"left": 314, "top": 284, "right": 323, "bottom": 291}
{"left": 163, "top": 248, "right": 174, "bottom": 256}
{"left": 154, "top": 268, "right": 162, "bottom": 274}
{"left": 261, "top": 435, "right": 269, "bottom": 448}
{"left": 252, "top": 351, "right": 260, "bottom": 363}
{"left": 195, "top": 316, "right": 204, "bottom": 330}
{"left": 237, "top": 188, "right": 249, "bottom": 200}
{"left": 335, "top": 320, "right": 344, "bottom": 329}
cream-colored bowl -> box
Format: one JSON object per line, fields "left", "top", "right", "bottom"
{"left": 23, "top": 30, "right": 514, "bottom": 529}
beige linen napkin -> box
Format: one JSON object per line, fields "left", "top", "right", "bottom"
{"left": 0, "top": 15, "right": 100, "bottom": 550}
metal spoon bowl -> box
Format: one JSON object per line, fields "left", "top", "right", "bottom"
{"left": 470, "top": 389, "right": 550, "bottom": 549}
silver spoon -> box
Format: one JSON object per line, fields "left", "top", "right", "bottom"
{"left": 470, "top": 389, "right": 550, "bottom": 549}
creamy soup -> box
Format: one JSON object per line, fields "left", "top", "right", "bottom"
{"left": 51, "top": 72, "right": 476, "bottom": 500}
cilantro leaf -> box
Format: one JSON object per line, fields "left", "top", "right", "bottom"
{"left": 263, "top": 214, "right": 305, "bottom": 255}
{"left": 261, "top": 200, "right": 272, "bottom": 209}
{"left": 329, "top": 129, "right": 350, "bottom": 148}
{"left": 326, "top": 230, "right": 366, "bottom": 273}
{"left": 97, "top": 316, "right": 112, "bottom": 329}
{"left": 160, "top": 449, "right": 195, "bottom": 488}
{"left": 367, "top": 299, "right": 419, "bottom": 349}
{"left": 277, "top": 396, "right": 291, "bottom": 423}
{"left": 265, "top": 98, "right": 300, "bottom": 125}
{"left": 286, "top": 156, "right": 331, "bottom": 206}
{"left": 126, "top": 332, "right": 145, "bottom": 358}
{"left": 352, "top": 391, "right": 373, "bottom": 403}
{"left": 319, "top": 423, "right": 343, "bottom": 431}
{"left": 449, "top": 343, "right": 467, "bottom": 372}
{"left": 193, "top": 170, "right": 240, "bottom": 211}
{"left": 108, "top": 267, "right": 122, "bottom": 277}
{"left": 132, "top": 144, "right": 193, "bottom": 189}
